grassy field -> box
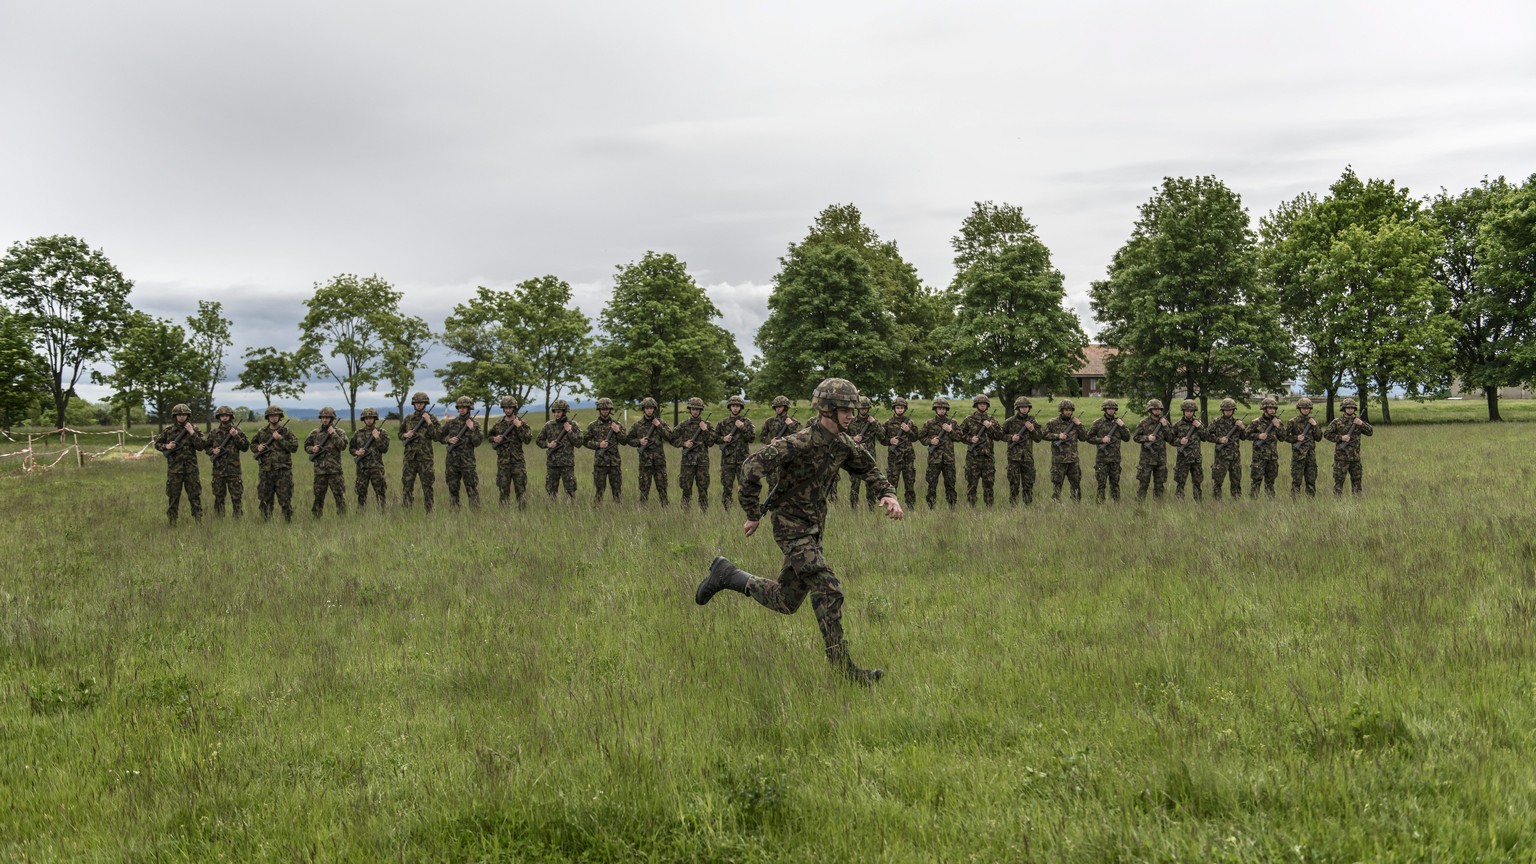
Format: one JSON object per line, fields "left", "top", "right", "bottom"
{"left": 3, "top": 405, "right": 1535, "bottom": 861}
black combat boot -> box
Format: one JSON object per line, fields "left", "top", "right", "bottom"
{"left": 847, "top": 666, "right": 884, "bottom": 686}
{"left": 696, "top": 556, "right": 750, "bottom": 605}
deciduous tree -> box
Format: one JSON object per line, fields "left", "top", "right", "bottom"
{"left": 186, "top": 300, "right": 232, "bottom": 429}
{"left": 0, "top": 305, "right": 47, "bottom": 430}
{"left": 512, "top": 275, "right": 590, "bottom": 421}
{"left": 236, "top": 346, "right": 310, "bottom": 409}
{"left": 298, "top": 273, "right": 404, "bottom": 430}
{"left": 1472, "top": 173, "right": 1536, "bottom": 409}
{"left": 96, "top": 311, "right": 201, "bottom": 423}
{"left": 382, "top": 314, "right": 433, "bottom": 420}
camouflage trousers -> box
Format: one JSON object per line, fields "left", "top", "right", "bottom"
{"left": 826, "top": 473, "right": 840, "bottom": 503}
{"left": 964, "top": 456, "right": 996, "bottom": 506}
{"left": 1094, "top": 459, "right": 1121, "bottom": 503}
{"left": 637, "top": 459, "right": 669, "bottom": 504}
{"left": 312, "top": 471, "right": 346, "bottom": 517}
{"left": 211, "top": 470, "right": 243, "bottom": 517}
{"left": 1006, "top": 459, "right": 1037, "bottom": 505}
{"left": 1250, "top": 457, "right": 1279, "bottom": 498}
{"left": 1174, "top": 461, "right": 1203, "bottom": 501}
{"left": 546, "top": 463, "right": 577, "bottom": 499}
{"left": 257, "top": 468, "right": 293, "bottom": 521}
{"left": 847, "top": 467, "right": 880, "bottom": 509}
{"left": 355, "top": 465, "right": 386, "bottom": 510}
{"left": 1210, "top": 456, "right": 1242, "bottom": 499}
{"left": 742, "top": 514, "right": 863, "bottom": 672}
{"left": 1291, "top": 454, "right": 1318, "bottom": 498}
{"left": 165, "top": 469, "right": 203, "bottom": 523}
{"left": 401, "top": 455, "right": 435, "bottom": 512}
{"left": 720, "top": 460, "right": 742, "bottom": 510}
{"left": 1136, "top": 460, "right": 1167, "bottom": 501}
{"left": 925, "top": 460, "right": 957, "bottom": 508}
{"left": 446, "top": 462, "right": 479, "bottom": 508}
{"left": 887, "top": 452, "right": 917, "bottom": 508}
{"left": 679, "top": 461, "right": 710, "bottom": 510}
{"left": 593, "top": 463, "right": 622, "bottom": 502}
{"left": 1050, "top": 461, "right": 1081, "bottom": 501}
{"left": 497, "top": 459, "right": 527, "bottom": 507}
{"left": 1333, "top": 459, "right": 1363, "bottom": 496}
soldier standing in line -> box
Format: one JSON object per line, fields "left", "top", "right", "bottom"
{"left": 153, "top": 403, "right": 206, "bottom": 524}
{"left": 881, "top": 396, "right": 919, "bottom": 509}
{"left": 717, "top": 395, "right": 755, "bottom": 510}
{"left": 1044, "top": 398, "right": 1085, "bottom": 501}
{"left": 440, "top": 396, "right": 482, "bottom": 508}
{"left": 759, "top": 395, "right": 801, "bottom": 443}
{"left": 1132, "top": 398, "right": 1172, "bottom": 501}
{"left": 672, "top": 396, "right": 716, "bottom": 510}
{"left": 253, "top": 404, "right": 299, "bottom": 521}
{"left": 206, "top": 405, "right": 249, "bottom": 518}
{"left": 305, "top": 406, "right": 347, "bottom": 518}
{"left": 584, "top": 396, "right": 628, "bottom": 503}
{"left": 919, "top": 397, "right": 961, "bottom": 509}
{"left": 1001, "top": 396, "right": 1045, "bottom": 505}
{"left": 349, "top": 406, "right": 390, "bottom": 510}
{"left": 845, "top": 396, "right": 883, "bottom": 509}
{"left": 958, "top": 394, "right": 1003, "bottom": 507}
{"left": 1246, "top": 397, "right": 1283, "bottom": 498}
{"left": 489, "top": 396, "right": 533, "bottom": 507}
{"left": 629, "top": 396, "right": 671, "bottom": 505}
{"left": 1206, "top": 398, "right": 1246, "bottom": 500}
{"left": 695, "top": 378, "right": 904, "bottom": 686}
{"left": 1285, "top": 397, "right": 1322, "bottom": 498}
{"left": 1170, "top": 398, "right": 1205, "bottom": 501}
{"left": 1323, "top": 396, "right": 1373, "bottom": 496}
{"left": 399, "top": 391, "right": 440, "bottom": 512}
{"left": 537, "top": 398, "right": 583, "bottom": 500}
{"left": 1086, "top": 398, "right": 1131, "bottom": 503}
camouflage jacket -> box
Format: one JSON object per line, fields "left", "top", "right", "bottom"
{"left": 716, "top": 414, "right": 757, "bottom": 463}
{"left": 1043, "top": 414, "right": 1086, "bottom": 464}
{"left": 537, "top": 418, "right": 584, "bottom": 467}
{"left": 846, "top": 414, "right": 882, "bottom": 454}
{"left": 252, "top": 423, "right": 299, "bottom": 471}
{"left": 739, "top": 422, "right": 894, "bottom": 524}
{"left": 918, "top": 415, "right": 962, "bottom": 465}
{"left": 1204, "top": 415, "right": 1246, "bottom": 462}
{"left": 205, "top": 423, "right": 249, "bottom": 475}
{"left": 1284, "top": 414, "right": 1323, "bottom": 460}
{"left": 759, "top": 413, "right": 802, "bottom": 443}
{"left": 958, "top": 411, "right": 1004, "bottom": 461}
{"left": 1169, "top": 417, "right": 1204, "bottom": 465}
{"left": 440, "top": 415, "right": 482, "bottom": 468}
{"left": 489, "top": 415, "right": 533, "bottom": 463}
{"left": 348, "top": 425, "right": 391, "bottom": 471}
{"left": 1323, "top": 415, "right": 1374, "bottom": 461}
{"left": 1132, "top": 416, "right": 1172, "bottom": 466}
{"left": 305, "top": 425, "right": 348, "bottom": 474}
{"left": 153, "top": 422, "right": 206, "bottom": 473}
{"left": 1246, "top": 413, "right": 1284, "bottom": 461}
{"left": 398, "top": 410, "right": 440, "bottom": 458}
{"left": 584, "top": 415, "right": 629, "bottom": 466}
{"left": 628, "top": 416, "right": 671, "bottom": 464}
{"left": 1085, "top": 415, "right": 1131, "bottom": 463}
{"left": 670, "top": 415, "right": 716, "bottom": 466}
{"left": 1001, "top": 413, "right": 1045, "bottom": 462}
{"left": 882, "top": 413, "right": 920, "bottom": 460}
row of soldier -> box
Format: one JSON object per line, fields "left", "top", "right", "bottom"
{"left": 149, "top": 390, "right": 1375, "bottom": 524}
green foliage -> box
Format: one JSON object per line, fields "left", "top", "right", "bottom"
{"left": 298, "top": 273, "right": 407, "bottom": 430}
{"left": 0, "top": 304, "right": 47, "bottom": 430}
{"left": 438, "top": 286, "right": 531, "bottom": 413}
{"left": 1476, "top": 173, "right": 1536, "bottom": 391}
{"left": 235, "top": 345, "right": 309, "bottom": 408}
{"left": 184, "top": 300, "right": 233, "bottom": 428}
{"left": 381, "top": 314, "right": 434, "bottom": 419}
{"left": 94, "top": 311, "right": 203, "bottom": 423}
{"left": 513, "top": 275, "right": 591, "bottom": 419}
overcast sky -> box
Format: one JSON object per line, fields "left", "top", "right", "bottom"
{"left": 3, "top": 1, "right": 1533, "bottom": 408}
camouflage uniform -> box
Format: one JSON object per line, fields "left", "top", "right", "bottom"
{"left": 1001, "top": 397, "right": 1045, "bottom": 505}
{"left": 1085, "top": 400, "right": 1131, "bottom": 503}
{"left": 152, "top": 406, "right": 206, "bottom": 523}
{"left": 759, "top": 396, "right": 802, "bottom": 444}
{"left": 1205, "top": 399, "right": 1245, "bottom": 500}
{"left": 1170, "top": 400, "right": 1204, "bottom": 501}
{"left": 1245, "top": 400, "right": 1283, "bottom": 498}
{"left": 880, "top": 399, "right": 919, "bottom": 508}
{"left": 717, "top": 397, "right": 756, "bottom": 510}
{"left": 1285, "top": 398, "right": 1323, "bottom": 498}
{"left": 845, "top": 397, "right": 883, "bottom": 508}
{"left": 672, "top": 397, "right": 717, "bottom": 509}
{"left": 398, "top": 394, "right": 440, "bottom": 512}
{"left": 205, "top": 408, "right": 249, "bottom": 517}
{"left": 537, "top": 401, "right": 583, "bottom": 499}
{"left": 349, "top": 408, "right": 390, "bottom": 510}
{"left": 584, "top": 398, "right": 629, "bottom": 503}
{"left": 958, "top": 396, "right": 1003, "bottom": 506}
{"left": 629, "top": 399, "right": 672, "bottom": 504}
{"left": 918, "top": 399, "right": 960, "bottom": 508}
{"left": 252, "top": 407, "right": 299, "bottom": 521}
{"left": 305, "top": 409, "right": 348, "bottom": 518}
{"left": 441, "top": 397, "right": 483, "bottom": 508}
{"left": 1132, "top": 401, "right": 1172, "bottom": 501}
{"left": 1043, "top": 400, "right": 1085, "bottom": 501}
{"left": 1323, "top": 399, "right": 1374, "bottom": 496}
{"left": 489, "top": 398, "right": 533, "bottom": 507}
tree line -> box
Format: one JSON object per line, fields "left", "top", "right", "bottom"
{"left": 3, "top": 167, "right": 1533, "bottom": 432}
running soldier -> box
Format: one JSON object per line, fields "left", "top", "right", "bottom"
{"left": 695, "top": 378, "right": 903, "bottom": 685}
{"left": 919, "top": 397, "right": 961, "bottom": 509}
{"left": 537, "top": 399, "right": 583, "bottom": 500}
{"left": 489, "top": 396, "right": 533, "bottom": 507}
{"left": 1044, "top": 399, "right": 1085, "bottom": 501}
{"left": 441, "top": 396, "right": 482, "bottom": 508}
{"left": 672, "top": 397, "right": 715, "bottom": 510}
{"left": 1132, "top": 399, "right": 1172, "bottom": 501}
{"left": 1246, "top": 397, "right": 1283, "bottom": 498}
{"left": 1170, "top": 399, "right": 1204, "bottom": 501}
{"left": 1285, "top": 397, "right": 1322, "bottom": 498}
{"left": 759, "top": 395, "right": 801, "bottom": 443}
{"left": 1086, "top": 399, "right": 1131, "bottom": 502}
{"left": 584, "top": 397, "right": 628, "bottom": 503}
{"left": 253, "top": 405, "right": 299, "bottom": 521}
{"left": 349, "top": 406, "right": 390, "bottom": 510}
{"left": 153, "top": 403, "right": 206, "bottom": 524}
{"left": 1207, "top": 398, "right": 1246, "bottom": 500}
{"left": 305, "top": 406, "right": 347, "bottom": 518}
{"left": 717, "top": 395, "right": 755, "bottom": 510}
{"left": 881, "top": 396, "right": 919, "bottom": 509}
{"left": 1323, "top": 397, "right": 1373, "bottom": 496}
{"left": 629, "top": 397, "right": 671, "bottom": 505}
{"left": 958, "top": 394, "right": 1002, "bottom": 506}
{"left": 399, "top": 391, "right": 440, "bottom": 512}
{"left": 1001, "top": 396, "right": 1045, "bottom": 505}
{"left": 845, "top": 396, "right": 882, "bottom": 508}
{"left": 206, "top": 405, "right": 248, "bottom": 517}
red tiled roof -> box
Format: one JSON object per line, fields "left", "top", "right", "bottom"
{"left": 1074, "top": 344, "right": 1116, "bottom": 378}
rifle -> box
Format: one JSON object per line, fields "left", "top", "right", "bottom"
{"left": 444, "top": 414, "right": 475, "bottom": 453}
{"left": 308, "top": 423, "right": 341, "bottom": 463}
{"left": 254, "top": 417, "right": 291, "bottom": 462}
{"left": 686, "top": 412, "right": 715, "bottom": 450}
{"left": 965, "top": 413, "right": 996, "bottom": 454}
{"left": 161, "top": 420, "right": 192, "bottom": 460}
{"left": 492, "top": 412, "right": 526, "bottom": 451}
{"left": 353, "top": 424, "right": 383, "bottom": 464}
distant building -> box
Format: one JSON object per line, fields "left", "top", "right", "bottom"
{"left": 1071, "top": 345, "right": 1114, "bottom": 398}
{"left": 1449, "top": 379, "right": 1532, "bottom": 400}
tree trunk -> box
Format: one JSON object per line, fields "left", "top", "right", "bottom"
{"left": 1374, "top": 374, "right": 1391, "bottom": 424}
{"left": 1486, "top": 387, "right": 1502, "bottom": 421}
{"left": 1324, "top": 385, "right": 1336, "bottom": 424}
{"left": 1198, "top": 393, "right": 1209, "bottom": 425}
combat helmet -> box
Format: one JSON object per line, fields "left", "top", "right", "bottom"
{"left": 1180, "top": 399, "right": 1198, "bottom": 413}
{"left": 265, "top": 405, "right": 284, "bottom": 419}
{"left": 1058, "top": 398, "right": 1075, "bottom": 412}
{"left": 858, "top": 395, "right": 872, "bottom": 411}
{"left": 1103, "top": 399, "right": 1119, "bottom": 411}
{"left": 892, "top": 396, "right": 909, "bottom": 408}
{"left": 1146, "top": 398, "right": 1164, "bottom": 412}
{"left": 640, "top": 397, "right": 658, "bottom": 410}
{"left": 215, "top": 405, "right": 234, "bottom": 418}
{"left": 454, "top": 396, "right": 473, "bottom": 409}
{"left": 771, "top": 395, "right": 791, "bottom": 409}
{"left": 411, "top": 391, "right": 429, "bottom": 405}
{"left": 360, "top": 407, "right": 379, "bottom": 420}
{"left": 1014, "top": 395, "right": 1032, "bottom": 410}
{"left": 318, "top": 406, "right": 337, "bottom": 420}
{"left": 686, "top": 396, "right": 705, "bottom": 410}
{"left": 1261, "top": 397, "right": 1278, "bottom": 410}
{"left": 1341, "top": 397, "right": 1358, "bottom": 410}
{"left": 171, "top": 403, "right": 192, "bottom": 416}
{"left": 551, "top": 398, "right": 570, "bottom": 412}
{"left": 727, "top": 395, "right": 745, "bottom": 408}
{"left": 501, "top": 395, "right": 519, "bottom": 411}
{"left": 811, "top": 378, "right": 859, "bottom": 414}
{"left": 596, "top": 397, "right": 614, "bottom": 411}
{"left": 1219, "top": 397, "right": 1237, "bottom": 411}
{"left": 932, "top": 396, "right": 950, "bottom": 411}
{"left": 973, "top": 393, "right": 990, "bottom": 406}
{"left": 1296, "top": 397, "right": 1314, "bottom": 409}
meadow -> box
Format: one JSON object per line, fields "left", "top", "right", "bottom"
{"left": 2, "top": 400, "right": 1534, "bottom": 862}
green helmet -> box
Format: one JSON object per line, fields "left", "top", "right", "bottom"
{"left": 771, "top": 395, "right": 791, "bottom": 409}
{"left": 1103, "top": 399, "right": 1118, "bottom": 411}
{"left": 171, "top": 403, "right": 191, "bottom": 416}
{"left": 455, "top": 396, "right": 473, "bottom": 409}
{"left": 1261, "top": 397, "right": 1278, "bottom": 410}
{"left": 215, "top": 405, "right": 234, "bottom": 418}
{"left": 596, "top": 397, "right": 614, "bottom": 410}
{"left": 1220, "top": 398, "right": 1236, "bottom": 411}
{"left": 1146, "top": 399, "right": 1164, "bottom": 412}
{"left": 640, "top": 397, "right": 658, "bottom": 410}
{"left": 411, "top": 391, "right": 429, "bottom": 405}
{"left": 686, "top": 396, "right": 705, "bottom": 410}
{"left": 892, "top": 396, "right": 909, "bottom": 408}
{"left": 1181, "top": 399, "right": 1198, "bottom": 412}
{"left": 318, "top": 406, "right": 337, "bottom": 420}
{"left": 858, "top": 395, "right": 872, "bottom": 410}
{"left": 1296, "top": 397, "right": 1314, "bottom": 409}
{"left": 265, "top": 405, "right": 283, "bottom": 419}
{"left": 932, "top": 397, "right": 950, "bottom": 411}
{"left": 1014, "top": 395, "right": 1032, "bottom": 410}
{"left": 360, "top": 407, "right": 379, "bottom": 420}
{"left": 1059, "top": 399, "right": 1075, "bottom": 412}
{"left": 1341, "top": 397, "right": 1358, "bottom": 409}
{"left": 727, "top": 395, "right": 745, "bottom": 407}
{"left": 501, "top": 396, "right": 519, "bottom": 411}
{"left": 551, "top": 399, "right": 570, "bottom": 412}
{"left": 811, "top": 378, "right": 859, "bottom": 414}
{"left": 973, "top": 393, "right": 990, "bottom": 406}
